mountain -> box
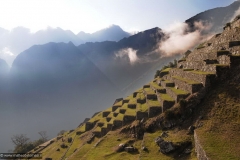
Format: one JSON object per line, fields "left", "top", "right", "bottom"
{"left": 0, "top": 25, "right": 130, "bottom": 65}
{"left": 0, "top": 42, "right": 123, "bottom": 153}
{"left": 77, "top": 25, "right": 131, "bottom": 43}
{"left": 78, "top": 27, "right": 173, "bottom": 95}
{"left": 185, "top": 0, "right": 240, "bottom": 33}
{"left": 32, "top": 15, "right": 240, "bottom": 160}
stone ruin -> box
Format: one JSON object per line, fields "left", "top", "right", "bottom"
{"left": 79, "top": 17, "right": 240, "bottom": 139}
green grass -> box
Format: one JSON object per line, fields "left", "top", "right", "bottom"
{"left": 159, "top": 94, "right": 174, "bottom": 101}
{"left": 125, "top": 94, "right": 134, "bottom": 100}
{"left": 76, "top": 131, "right": 141, "bottom": 160}
{"left": 136, "top": 92, "right": 145, "bottom": 100}
{"left": 148, "top": 100, "right": 161, "bottom": 106}
{"left": 140, "top": 130, "right": 195, "bottom": 160}
{"left": 162, "top": 79, "right": 173, "bottom": 84}
{"left": 161, "top": 68, "right": 171, "bottom": 73}
{"left": 172, "top": 76, "right": 201, "bottom": 85}
{"left": 137, "top": 103, "right": 148, "bottom": 112}
{"left": 105, "top": 106, "right": 114, "bottom": 112}
{"left": 128, "top": 97, "right": 137, "bottom": 104}
{"left": 113, "top": 101, "right": 122, "bottom": 106}
{"left": 77, "top": 124, "right": 86, "bottom": 132}
{"left": 150, "top": 82, "right": 164, "bottom": 89}
{"left": 94, "top": 126, "right": 102, "bottom": 132}
{"left": 125, "top": 108, "right": 137, "bottom": 116}
{"left": 144, "top": 88, "right": 155, "bottom": 94}
{"left": 115, "top": 113, "right": 124, "bottom": 121}
{"left": 189, "top": 70, "right": 215, "bottom": 75}
{"left": 170, "top": 87, "right": 189, "bottom": 95}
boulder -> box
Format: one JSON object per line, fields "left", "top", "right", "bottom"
{"left": 124, "top": 146, "right": 135, "bottom": 152}
{"left": 155, "top": 137, "right": 175, "bottom": 154}
{"left": 158, "top": 141, "right": 175, "bottom": 154}
{"left": 116, "top": 143, "right": 125, "bottom": 152}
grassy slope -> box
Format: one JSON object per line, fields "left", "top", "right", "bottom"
{"left": 194, "top": 65, "right": 240, "bottom": 160}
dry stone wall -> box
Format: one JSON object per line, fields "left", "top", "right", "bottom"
{"left": 148, "top": 106, "right": 162, "bottom": 118}
{"left": 136, "top": 111, "right": 148, "bottom": 120}
{"left": 194, "top": 131, "right": 209, "bottom": 160}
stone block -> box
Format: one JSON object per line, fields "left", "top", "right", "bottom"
{"left": 85, "top": 122, "right": 94, "bottom": 131}
{"left": 161, "top": 100, "right": 175, "bottom": 112}
{"left": 148, "top": 106, "right": 162, "bottom": 118}
{"left": 119, "top": 109, "right": 126, "bottom": 114}
{"left": 123, "top": 115, "right": 136, "bottom": 125}
{"left": 102, "top": 111, "right": 111, "bottom": 117}
{"left": 112, "top": 105, "right": 120, "bottom": 112}
{"left": 136, "top": 111, "right": 148, "bottom": 120}
{"left": 128, "top": 104, "right": 136, "bottom": 109}
{"left": 113, "top": 120, "right": 123, "bottom": 128}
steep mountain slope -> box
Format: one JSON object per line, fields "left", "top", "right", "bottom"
{"left": 35, "top": 16, "right": 240, "bottom": 160}
{"left": 0, "top": 42, "right": 122, "bottom": 153}
{"left": 9, "top": 41, "right": 121, "bottom": 110}
{"left": 78, "top": 27, "right": 173, "bottom": 95}
{"left": 186, "top": 0, "right": 240, "bottom": 33}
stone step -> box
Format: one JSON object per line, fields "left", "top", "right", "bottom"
{"left": 169, "top": 68, "right": 216, "bottom": 87}
{"left": 165, "top": 87, "right": 190, "bottom": 103}
{"left": 186, "top": 49, "right": 231, "bottom": 64}
{"left": 159, "top": 68, "right": 171, "bottom": 78}
{"left": 164, "top": 75, "right": 203, "bottom": 94}
{"left": 160, "top": 79, "right": 175, "bottom": 87}
{"left": 147, "top": 99, "right": 162, "bottom": 118}
{"left": 136, "top": 103, "right": 148, "bottom": 120}
{"left": 178, "top": 61, "right": 219, "bottom": 73}
{"left": 149, "top": 81, "right": 166, "bottom": 93}
{"left": 143, "top": 88, "right": 158, "bottom": 100}
{"left": 157, "top": 93, "right": 175, "bottom": 112}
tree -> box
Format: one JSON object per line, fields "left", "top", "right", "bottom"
{"left": 38, "top": 131, "right": 48, "bottom": 142}
{"left": 11, "top": 134, "right": 29, "bottom": 147}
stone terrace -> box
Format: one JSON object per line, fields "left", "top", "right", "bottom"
{"left": 79, "top": 17, "right": 240, "bottom": 138}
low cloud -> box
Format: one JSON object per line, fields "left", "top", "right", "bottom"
{"left": 1, "top": 47, "right": 15, "bottom": 56}
{"left": 115, "top": 48, "right": 139, "bottom": 64}
{"left": 0, "top": 47, "right": 16, "bottom": 65}
{"left": 158, "top": 21, "right": 212, "bottom": 57}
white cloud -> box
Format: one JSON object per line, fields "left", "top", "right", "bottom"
{"left": 115, "top": 48, "right": 139, "bottom": 64}
{"left": 158, "top": 21, "right": 212, "bottom": 57}
{"left": 1, "top": 47, "right": 15, "bottom": 56}
{"left": 0, "top": 47, "right": 16, "bottom": 66}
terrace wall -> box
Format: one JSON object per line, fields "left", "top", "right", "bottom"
{"left": 165, "top": 87, "right": 189, "bottom": 103}
{"left": 123, "top": 115, "right": 136, "bottom": 125}
{"left": 85, "top": 122, "right": 94, "bottom": 131}
{"left": 148, "top": 106, "right": 162, "bottom": 118}
{"left": 136, "top": 111, "right": 148, "bottom": 120}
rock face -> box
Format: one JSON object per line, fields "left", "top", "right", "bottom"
{"left": 155, "top": 137, "right": 175, "bottom": 154}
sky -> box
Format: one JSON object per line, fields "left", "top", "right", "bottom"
{"left": 0, "top": 0, "right": 236, "bottom": 34}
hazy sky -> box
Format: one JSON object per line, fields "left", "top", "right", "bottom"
{"left": 0, "top": 0, "right": 236, "bottom": 34}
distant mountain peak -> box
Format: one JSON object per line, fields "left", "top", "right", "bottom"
{"left": 77, "top": 24, "right": 131, "bottom": 43}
